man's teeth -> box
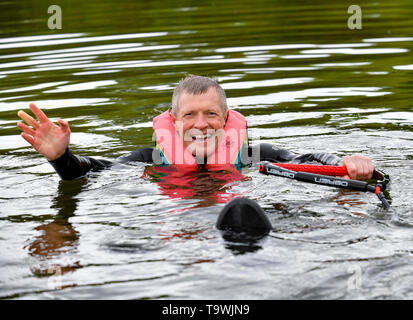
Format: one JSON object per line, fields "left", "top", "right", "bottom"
{"left": 192, "top": 134, "right": 212, "bottom": 140}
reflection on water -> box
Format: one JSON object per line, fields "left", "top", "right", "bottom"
{"left": 26, "top": 180, "right": 85, "bottom": 281}
{"left": 1, "top": 0, "right": 413, "bottom": 299}
{"left": 220, "top": 230, "right": 266, "bottom": 255}
{"left": 143, "top": 165, "right": 251, "bottom": 208}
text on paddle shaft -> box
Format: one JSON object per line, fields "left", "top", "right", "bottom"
{"left": 314, "top": 177, "right": 349, "bottom": 187}
{"left": 266, "top": 167, "right": 295, "bottom": 178}
{"left": 162, "top": 304, "right": 250, "bottom": 317}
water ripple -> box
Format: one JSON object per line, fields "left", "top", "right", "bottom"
{"left": 302, "top": 48, "right": 408, "bottom": 55}
{"left": 43, "top": 80, "right": 117, "bottom": 93}
{"left": 221, "top": 77, "right": 314, "bottom": 90}
{"left": 0, "top": 32, "right": 168, "bottom": 50}
{"left": 228, "top": 87, "right": 392, "bottom": 107}
{"left": 1, "top": 0, "right": 413, "bottom": 300}
{"left": 0, "top": 98, "right": 112, "bottom": 112}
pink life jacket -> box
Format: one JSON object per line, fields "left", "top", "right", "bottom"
{"left": 153, "top": 109, "right": 248, "bottom": 169}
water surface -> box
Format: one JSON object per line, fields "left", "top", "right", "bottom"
{"left": 1, "top": 0, "right": 413, "bottom": 299}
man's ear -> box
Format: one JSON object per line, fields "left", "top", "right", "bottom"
{"left": 223, "top": 109, "right": 229, "bottom": 123}
{"left": 170, "top": 110, "right": 176, "bottom": 123}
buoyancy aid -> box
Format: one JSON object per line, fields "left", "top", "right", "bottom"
{"left": 153, "top": 109, "right": 248, "bottom": 169}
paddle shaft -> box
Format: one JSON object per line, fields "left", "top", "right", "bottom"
{"left": 261, "top": 162, "right": 368, "bottom": 191}
{"left": 272, "top": 162, "right": 385, "bottom": 181}
{"left": 259, "top": 161, "right": 391, "bottom": 209}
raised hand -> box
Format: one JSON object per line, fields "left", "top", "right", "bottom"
{"left": 17, "top": 103, "right": 71, "bottom": 161}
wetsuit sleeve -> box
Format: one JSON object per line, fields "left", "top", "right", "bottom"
{"left": 254, "top": 143, "right": 342, "bottom": 165}
{"left": 48, "top": 148, "right": 113, "bottom": 180}
{"left": 292, "top": 152, "right": 342, "bottom": 166}
{"left": 117, "top": 148, "right": 154, "bottom": 163}
{"left": 48, "top": 147, "right": 156, "bottom": 180}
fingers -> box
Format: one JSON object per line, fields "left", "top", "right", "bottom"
{"left": 57, "top": 119, "right": 71, "bottom": 132}
{"left": 343, "top": 157, "right": 357, "bottom": 178}
{"left": 362, "top": 158, "right": 374, "bottom": 179}
{"left": 362, "top": 157, "right": 374, "bottom": 179}
{"left": 342, "top": 155, "right": 374, "bottom": 180}
{"left": 17, "top": 110, "right": 40, "bottom": 129}
{"left": 20, "top": 132, "right": 35, "bottom": 147}
{"left": 17, "top": 121, "right": 36, "bottom": 136}
{"left": 29, "top": 103, "right": 50, "bottom": 124}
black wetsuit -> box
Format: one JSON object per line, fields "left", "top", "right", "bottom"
{"left": 48, "top": 143, "right": 343, "bottom": 181}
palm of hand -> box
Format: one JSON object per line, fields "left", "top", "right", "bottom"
{"left": 17, "top": 103, "right": 71, "bottom": 161}
{"left": 33, "top": 121, "right": 70, "bottom": 160}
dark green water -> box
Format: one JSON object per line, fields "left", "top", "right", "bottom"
{"left": 1, "top": 0, "right": 413, "bottom": 299}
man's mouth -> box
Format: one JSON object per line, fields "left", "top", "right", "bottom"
{"left": 191, "top": 133, "right": 213, "bottom": 141}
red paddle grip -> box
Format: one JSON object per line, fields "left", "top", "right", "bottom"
{"left": 273, "top": 163, "right": 348, "bottom": 176}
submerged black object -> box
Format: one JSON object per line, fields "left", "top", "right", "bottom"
{"left": 216, "top": 197, "right": 272, "bottom": 235}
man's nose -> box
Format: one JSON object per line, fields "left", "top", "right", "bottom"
{"left": 193, "top": 114, "right": 208, "bottom": 129}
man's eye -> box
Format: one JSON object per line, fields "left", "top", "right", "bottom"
{"left": 208, "top": 112, "right": 217, "bottom": 116}
{"left": 184, "top": 112, "right": 192, "bottom": 117}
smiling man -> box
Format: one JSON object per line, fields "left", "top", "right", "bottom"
{"left": 152, "top": 75, "right": 248, "bottom": 167}
{"left": 17, "top": 74, "right": 377, "bottom": 181}
{"left": 173, "top": 85, "right": 227, "bottom": 161}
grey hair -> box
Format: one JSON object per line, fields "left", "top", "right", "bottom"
{"left": 171, "top": 74, "right": 228, "bottom": 116}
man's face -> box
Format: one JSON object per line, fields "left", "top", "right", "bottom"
{"left": 172, "top": 87, "right": 228, "bottom": 160}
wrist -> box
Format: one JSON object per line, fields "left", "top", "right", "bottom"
{"left": 48, "top": 148, "right": 69, "bottom": 162}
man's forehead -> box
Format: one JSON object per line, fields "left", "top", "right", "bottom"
{"left": 180, "top": 86, "right": 219, "bottom": 99}
{"left": 178, "top": 89, "right": 222, "bottom": 111}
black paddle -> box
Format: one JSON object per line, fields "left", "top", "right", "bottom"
{"left": 259, "top": 161, "right": 391, "bottom": 209}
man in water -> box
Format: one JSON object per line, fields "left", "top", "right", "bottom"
{"left": 17, "top": 75, "right": 375, "bottom": 181}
